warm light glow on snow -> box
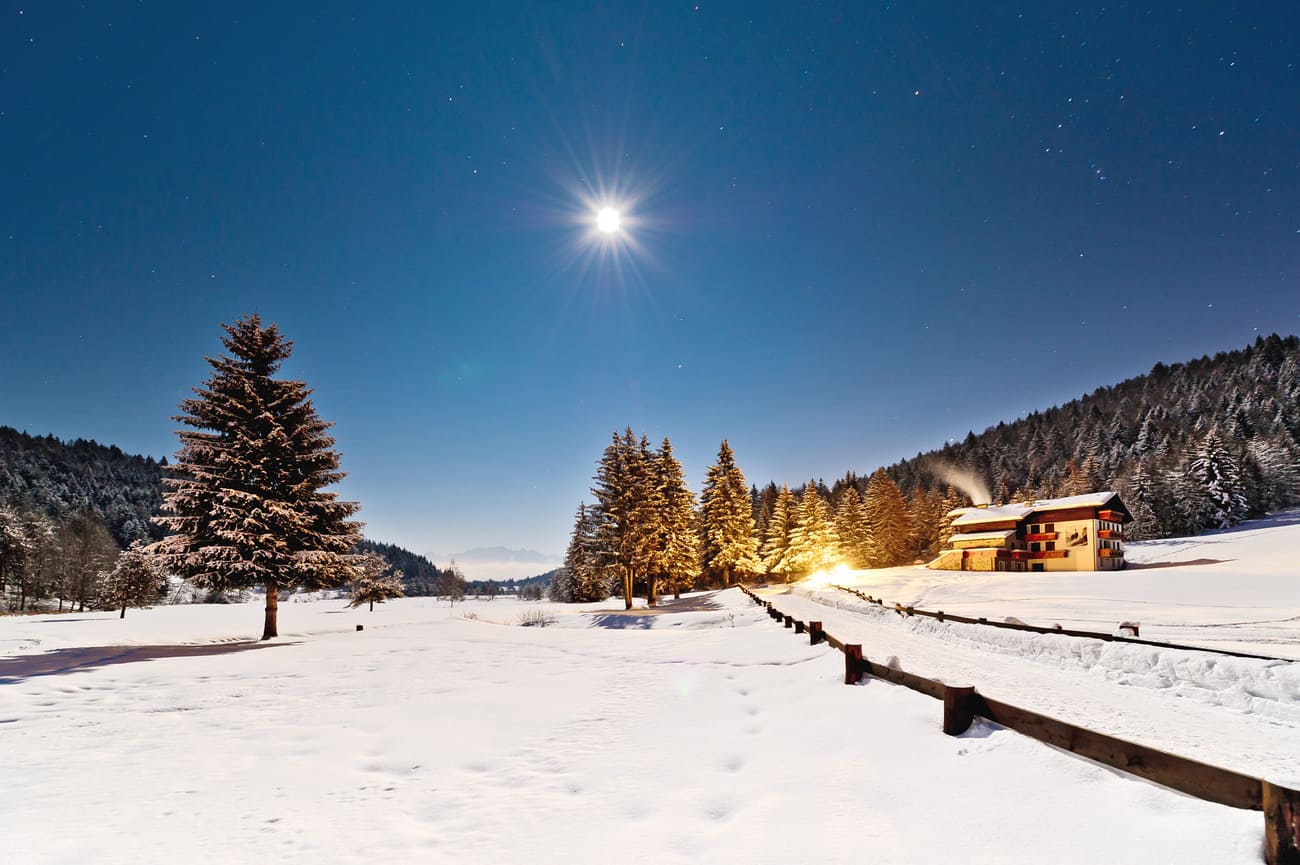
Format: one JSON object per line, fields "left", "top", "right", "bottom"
{"left": 805, "top": 561, "right": 851, "bottom": 587}
{"left": 595, "top": 207, "right": 621, "bottom": 234}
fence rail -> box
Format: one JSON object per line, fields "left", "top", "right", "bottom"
{"left": 737, "top": 584, "right": 1300, "bottom": 865}
{"left": 828, "top": 583, "right": 1291, "bottom": 662}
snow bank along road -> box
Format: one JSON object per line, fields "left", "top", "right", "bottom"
{"left": 0, "top": 593, "right": 1265, "bottom": 864}
{"left": 756, "top": 584, "right": 1300, "bottom": 783}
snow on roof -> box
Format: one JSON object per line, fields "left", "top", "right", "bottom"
{"left": 951, "top": 504, "right": 1029, "bottom": 527}
{"left": 950, "top": 529, "right": 1016, "bottom": 543}
{"left": 951, "top": 491, "right": 1121, "bottom": 527}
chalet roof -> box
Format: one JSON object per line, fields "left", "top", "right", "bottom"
{"left": 950, "top": 491, "right": 1126, "bottom": 528}
{"left": 950, "top": 529, "right": 1016, "bottom": 543}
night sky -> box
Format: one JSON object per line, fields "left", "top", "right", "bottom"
{"left": 3, "top": 2, "right": 1298, "bottom": 573}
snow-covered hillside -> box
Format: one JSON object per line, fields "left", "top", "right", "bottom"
{"left": 0, "top": 587, "right": 1280, "bottom": 864}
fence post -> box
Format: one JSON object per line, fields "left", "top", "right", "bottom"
{"left": 1265, "top": 781, "right": 1300, "bottom": 865}
{"left": 844, "top": 644, "right": 863, "bottom": 685}
{"left": 809, "top": 621, "right": 823, "bottom": 645}
{"left": 794, "top": 620, "right": 805, "bottom": 634}
{"left": 783, "top": 614, "right": 793, "bottom": 629}
{"left": 942, "top": 685, "right": 979, "bottom": 736}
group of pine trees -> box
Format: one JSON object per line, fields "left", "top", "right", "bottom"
{"left": 552, "top": 430, "right": 704, "bottom": 608}
{"left": 553, "top": 437, "right": 937, "bottom": 603}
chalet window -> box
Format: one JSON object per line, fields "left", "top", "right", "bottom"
{"left": 1045, "top": 523, "right": 1055, "bottom": 532}
{"left": 1030, "top": 542, "right": 1040, "bottom": 552}
{"left": 1046, "top": 541, "right": 1056, "bottom": 551}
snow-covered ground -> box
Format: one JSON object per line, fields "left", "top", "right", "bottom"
{"left": 0, "top": 589, "right": 1276, "bottom": 864}
{"left": 749, "top": 511, "right": 1300, "bottom": 784}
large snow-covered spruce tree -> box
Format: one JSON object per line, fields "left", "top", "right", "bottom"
{"left": 759, "top": 483, "right": 796, "bottom": 581}
{"left": 152, "top": 314, "right": 362, "bottom": 639}
{"left": 699, "top": 440, "right": 760, "bottom": 587}
{"left": 786, "top": 481, "right": 840, "bottom": 576}
{"left": 592, "top": 429, "right": 659, "bottom": 609}
{"left": 650, "top": 438, "right": 700, "bottom": 603}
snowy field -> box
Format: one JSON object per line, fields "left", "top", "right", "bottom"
{"left": 0, "top": 587, "right": 1280, "bottom": 863}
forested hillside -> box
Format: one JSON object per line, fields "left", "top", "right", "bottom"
{"left": 355, "top": 539, "right": 448, "bottom": 596}
{"left": 876, "top": 333, "right": 1299, "bottom": 540}
{"left": 0, "top": 426, "right": 164, "bottom": 547}
{"left": 0, "top": 429, "right": 448, "bottom": 608}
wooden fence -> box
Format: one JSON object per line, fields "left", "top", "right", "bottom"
{"left": 828, "top": 583, "right": 1290, "bottom": 662}
{"left": 738, "top": 585, "right": 1300, "bottom": 865}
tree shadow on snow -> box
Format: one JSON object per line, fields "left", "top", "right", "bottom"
{"left": 0, "top": 641, "right": 294, "bottom": 684}
{"left": 588, "top": 614, "right": 657, "bottom": 630}
{"left": 1126, "top": 558, "right": 1231, "bottom": 570}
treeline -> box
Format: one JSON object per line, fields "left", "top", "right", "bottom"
{"left": 553, "top": 432, "right": 925, "bottom": 605}
{"left": 0, "top": 504, "right": 124, "bottom": 612}
{"left": 355, "top": 539, "right": 449, "bottom": 596}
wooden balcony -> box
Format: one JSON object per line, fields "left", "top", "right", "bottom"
{"left": 1024, "top": 532, "right": 1058, "bottom": 542}
{"left": 1011, "top": 550, "right": 1068, "bottom": 560}
{"left": 1100, "top": 548, "right": 1123, "bottom": 558}
{"left": 1098, "top": 529, "right": 1122, "bottom": 540}
{"left": 1098, "top": 509, "right": 1125, "bottom": 523}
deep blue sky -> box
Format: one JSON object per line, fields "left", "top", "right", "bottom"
{"left": 3, "top": 2, "right": 1298, "bottom": 571}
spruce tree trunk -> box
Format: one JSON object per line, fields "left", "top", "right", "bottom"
{"left": 369, "top": 599, "right": 374, "bottom": 612}
{"left": 120, "top": 604, "right": 127, "bottom": 619}
{"left": 262, "top": 582, "right": 279, "bottom": 639}
{"left": 647, "top": 575, "right": 657, "bottom": 607}
{"left": 622, "top": 569, "right": 633, "bottom": 610}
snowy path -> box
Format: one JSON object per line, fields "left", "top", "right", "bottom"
{"left": 0, "top": 593, "right": 1263, "bottom": 864}
{"left": 762, "top": 586, "right": 1300, "bottom": 782}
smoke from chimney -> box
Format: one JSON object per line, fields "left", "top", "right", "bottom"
{"left": 928, "top": 461, "right": 992, "bottom": 506}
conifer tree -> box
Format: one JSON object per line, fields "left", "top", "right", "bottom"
{"left": 1187, "top": 430, "right": 1248, "bottom": 530}
{"left": 1123, "top": 466, "right": 1161, "bottom": 540}
{"left": 555, "top": 503, "right": 609, "bottom": 603}
{"left": 152, "top": 314, "right": 363, "bottom": 639}
{"left": 864, "top": 469, "right": 914, "bottom": 567}
{"left": 786, "top": 481, "right": 840, "bottom": 576}
{"left": 547, "top": 563, "right": 575, "bottom": 603}
{"left": 833, "top": 485, "right": 870, "bottom": 568}
{"left": 98, "top": 541, "right": 167, "bottom": 618}
{"left": 698, "top": 440, "right": 761, "bottom": 587}
{"left": 933, "top": 487, "right": 965, "bottom": 553}
{"left": 652, "top": 438, "right": 700, "bottom": 601}
{"left": 760, "top": 484, "right": 797, "bottom": 581}
{"left": 347, "top": 551, "right": 406, "bottom": 611}
{"left": 592, "top": 429, "right": 660, "bottom": 608}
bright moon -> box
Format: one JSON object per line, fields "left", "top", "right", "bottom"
{"left": 595, "top": 207, "right": 621, "bottom": 234}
